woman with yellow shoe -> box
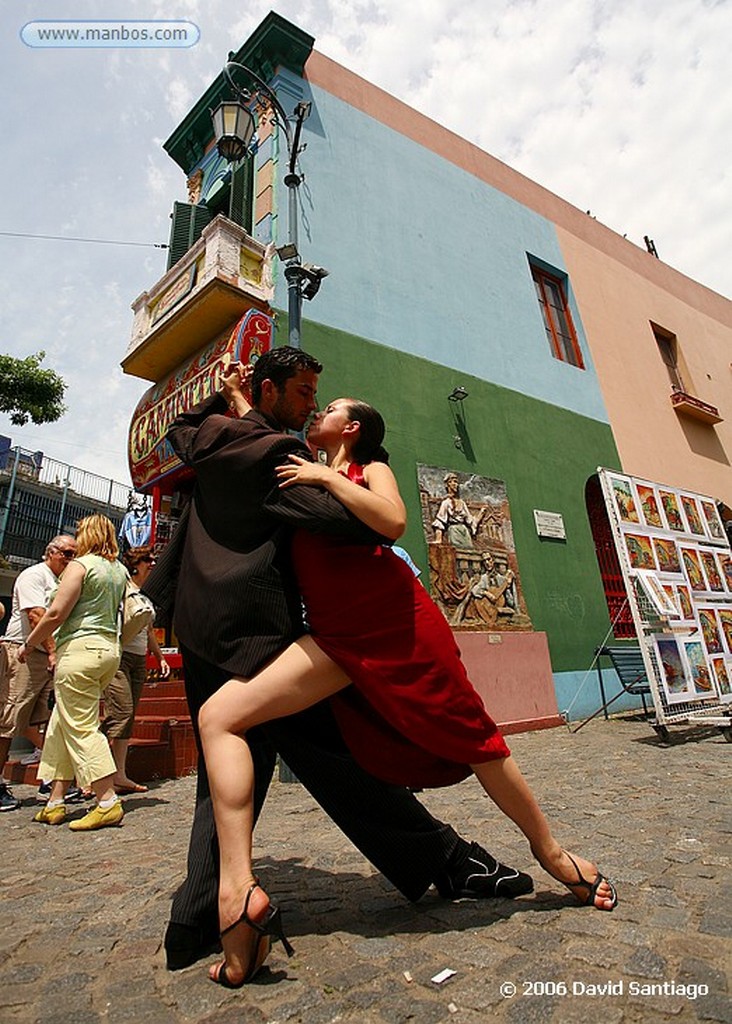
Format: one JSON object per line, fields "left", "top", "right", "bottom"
{"left": 19, "top": 514, "right": 127, "bottom": 831}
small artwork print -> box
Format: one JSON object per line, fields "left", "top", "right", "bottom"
{"left": 637, "top": 485, "right": 663, "bottom": 528}
{"left": 699, "top": 550, "right": 724, "bottom": 592}
{"left": 653, "top": 537, "right": 681, "bottom": 574}
{"left": 719, "top": 553, "right": 732, "bottom": 592}
{"left": 680, "top": 495, "right": 705, "bottom": 536}
{"left": 698, "top": 608, "right": 724, "bottom": 655}
{"left": 683, "top": 640, "right": 713, "bottom": 695}
{"left": 611, "top": 477, "right": 640, "bottom": 523}
{"left": 680, "top": 547, "right": 708, "bottom": 592}
{"left": 675, "top": 585, "right": 694, "bottom": 621}
{"left": 720, "top": 609, "right": 732, "bottom": 653}
{"left": 659, "top": 490, "right": 685, "bottom": 532}
{"left": 655, "top": 637, "right": 689, "bottom": 701}
{"left": 700, "top": 500, "right": 726, "bottom": 541}
{"left": 636, "top": 573, "right": 678, "bottom": 618}
{"left": 625, "top": 534, "right": 656, "bottom": 571}
{"left": 710, "top": 657, "right": 732, "bottom": 697}
{"left": 661, "top": 585, "right": 680, "bottom": 618}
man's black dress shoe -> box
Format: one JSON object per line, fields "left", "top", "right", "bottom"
{"left": 434, "top": 841, "right": 534, "bottom": 899}
{"left": 164, "top": 921, "right": 221, "bottom": 970}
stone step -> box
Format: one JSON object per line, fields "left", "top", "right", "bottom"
{"left": 136, "top": 695, "right": 190, "bottom": 718}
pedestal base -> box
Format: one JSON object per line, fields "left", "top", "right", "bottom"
{"left": 454, "top": 631, "right": 564, "bottom": 735}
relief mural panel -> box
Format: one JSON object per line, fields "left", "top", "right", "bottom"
{"left": 417, "top": 465, "right": 532, "bottom": 632}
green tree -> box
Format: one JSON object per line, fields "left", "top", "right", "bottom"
{"left": 0, "top": 351, "right": 66, "bottom": 426}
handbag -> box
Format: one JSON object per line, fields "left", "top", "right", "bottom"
{"left": 120, "top": 580, "right": 155, "bottom": 646}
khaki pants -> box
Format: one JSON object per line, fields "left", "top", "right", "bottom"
{"left": 103, "top": 651, "right": 147, "bottom": 740}
{"left": 38, "top": 635, "right": 120, "bottom": 788}
{"left": 0, "top": 642, "right": 53, "bottom": 740}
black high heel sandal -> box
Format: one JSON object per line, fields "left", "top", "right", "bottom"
{"left": 212, "top": 881, "right": 295, "bottom": 988}
{"left": 545, "top": 851, "right": 618, "bottom": 911}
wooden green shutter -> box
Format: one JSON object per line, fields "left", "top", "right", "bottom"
{"left": 167, "top": 202, "right": 193, "bottom": 270}
{"left": 166, "top": 202, "right": 213, "bottom": 270}
{"left": 229, "top": 157, "right": 253, "bottom": 232}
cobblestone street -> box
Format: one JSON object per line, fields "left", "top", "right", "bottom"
{"left": 1, "top": 716, "right": 730, "bottom": 1023}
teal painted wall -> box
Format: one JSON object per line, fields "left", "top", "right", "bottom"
{"left": 270, "top": 71, "right": 608, "bottom": 425}
{"left": 277, "top": 313, "right": 622, "bottom": 691}
{"left": 263, "top": 70, "right": 639, "bottom": 719}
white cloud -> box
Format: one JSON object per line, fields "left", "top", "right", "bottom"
{"left": 1, "top": 0, "right": 729, "bottom": 488}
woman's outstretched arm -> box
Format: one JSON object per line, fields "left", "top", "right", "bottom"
{"left": 276, "top": 455, "right": 406, "bottom": 540}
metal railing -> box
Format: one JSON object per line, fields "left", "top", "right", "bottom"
{"left": 0, "top": 442, "right": 136, "bottom": 567}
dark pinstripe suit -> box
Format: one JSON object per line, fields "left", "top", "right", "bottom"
{"left": 162, "top": 393, "right": 460, "bottom": 933}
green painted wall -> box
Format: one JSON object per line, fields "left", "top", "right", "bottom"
{"left": 278, "top": 314, "right": 623, "bottom": 673}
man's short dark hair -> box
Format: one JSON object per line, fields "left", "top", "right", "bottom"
{"left": 251, "top": 346, "right": 323, "bottom": 404}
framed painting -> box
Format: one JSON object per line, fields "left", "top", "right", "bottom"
{"left": 719, "top": 552, "right": 732, "bottom": 593}
{"left": 661, "top": 584, "right": 681, "bottom": 619}
{"left": 698, "top": 550, "right": 724, "bottom": 592}
{"left": 680, "top": 546, "right": 708, "bottom": 592}
{"left": 653, "top": 537, "right": 682, "bottom": 574}
{"left": 636, "top": 572, "right": 679, "bottom": 618}
{"left": 610, "top": 476, "right": 640, "bottom": 524}
{"left": 659, "top": 490, "right": 686, "bottom": 533}
{"left": 697, "top": 607, "right": 724, "bottom": 655}
{"left": 720, "top": 609, "right": 732, "bottom": 654}
{"left": 680, "top": 495, "right": 705, "bottom": 537}
{"left": 625, "top": 534, "right": 656, "bottom": 571}
{"left": 636, "top": 484, "right": 664, "bottom": 528}
{"left": 682, "top": 640, "right": 715, "bottom": 697}
{"left": 700, "top": 499, "right": 726, "bottom": 542}
{"left": 654, "top": 636, "right": 691, "bottom": 703}
{"left": 710, "top": 657, "right": 732, "bottom": 698}
{"left": 674, "top": 584, "right": 694, "bottom": 623}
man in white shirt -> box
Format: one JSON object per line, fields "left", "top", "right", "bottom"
{"left": 0, "top": 535, "right": 77, "bottom": 810}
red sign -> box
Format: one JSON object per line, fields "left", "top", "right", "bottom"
{"left": 128, "top": 309, "right": 274, "bottom": 490}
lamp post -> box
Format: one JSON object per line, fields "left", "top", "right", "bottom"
{"left": 211, "top": 59, "right": 328, "bottom": 349}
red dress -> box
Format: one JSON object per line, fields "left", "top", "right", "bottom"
{"left": 290, "top": 464, "right": 510, "bottom": 788}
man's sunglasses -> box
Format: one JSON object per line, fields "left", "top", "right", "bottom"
{"left": 139, "top": 556, "right": 155, "bottom": 563}
{"left": 55, "top": 548, "right": 76, "bottom": 559}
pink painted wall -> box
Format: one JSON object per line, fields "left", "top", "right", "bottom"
{"left": 456, "top": 632, "right": 563, "bottom": 734}
{"left": 556, "top": 226, "right": 732, "bottom": 503}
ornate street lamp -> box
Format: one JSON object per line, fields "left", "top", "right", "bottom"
{"left": 210, "top": 100, "right": 256, "bottom": 163}
{"left": 211, "top": 58, "right": 328, "bottom": 348}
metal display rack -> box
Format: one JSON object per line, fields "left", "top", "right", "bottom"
{"left": 598, "top": 468, "right": 732, "bottom": 742}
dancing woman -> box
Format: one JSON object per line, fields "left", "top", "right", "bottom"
{"left": 198, "top": 369, "right": 617, "bottom": 987}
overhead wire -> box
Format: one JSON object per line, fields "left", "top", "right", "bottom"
{"left": 0, "top": 230, "right": 167, "bottom": 249}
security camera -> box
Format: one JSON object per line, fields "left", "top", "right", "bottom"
{"left": 300, "top": 263, "right": 330, "bottom": 301}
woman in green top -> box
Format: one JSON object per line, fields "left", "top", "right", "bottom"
{"left": 19, "top": 515, "right": 128, "bottom": 831}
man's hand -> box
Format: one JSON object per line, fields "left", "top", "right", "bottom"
{"left": 159, "top": 657, "right": 171, "bottom": 680}
{"left": 46, "top": 651, "right": 56, "bottom": 674}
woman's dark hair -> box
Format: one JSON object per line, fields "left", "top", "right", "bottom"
{"left": 345, "top": 400, "right": 390, "bottom": 465}
{"left": 123, "top": 545, "right": 152, "bottom": 577}
{"left": 251, "top": 346, "right": 323, "bottom": 404}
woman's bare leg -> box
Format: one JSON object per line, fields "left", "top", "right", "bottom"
{"left": 471, "top": 756, "right": 616, "bottom": 910}
{"left": 199, "top": 636, "right": 351, "bottom": 982}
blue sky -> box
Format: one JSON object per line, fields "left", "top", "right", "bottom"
{"left": 2, "top": 0, "right": 729, "bottom": 487}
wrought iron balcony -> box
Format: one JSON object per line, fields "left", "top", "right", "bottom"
{"left": 670, "top": 389, "right": 723, "bottom": 425}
